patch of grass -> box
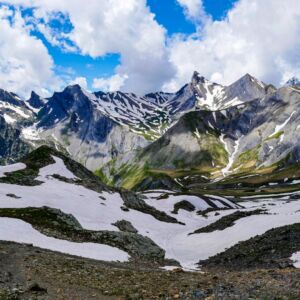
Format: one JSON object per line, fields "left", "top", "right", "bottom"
{"left": 232, "top": 145, "right": 261, "bottom": 171}
{"left": 265, "top": 131, "right": 284, "bottom": 141}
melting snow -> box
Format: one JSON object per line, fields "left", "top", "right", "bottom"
{"left": 271, "top": 111, "right": 296, "bottom": 137}
{"left": 0, "top": 218, "right": 129, "bottom": 262}
{"left": 291, "top": 252, "right": 300, "bottom": 268}
{"left": 3, "top": 114, "right": 16, "bottom": 124}
{"left": 221, "top": 138, "right": 240, "bottom": 176}
{"left": 0, "top": 158, "right": 300, "bottom": 269}
{"left": 0, "top": 163, "right": 26, "bottom": 178}
{"left": 22, "top": 126, "right": 40, "bottom": 141}
{"left": 0, "top": 102, "right": 31, "bottom": 118}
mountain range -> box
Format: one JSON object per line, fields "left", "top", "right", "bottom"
{"left": 0, "top": 72, "right": 300, "bottom": 195}
{"left": 1, "top": 73, "right": 300, "bottom": 296}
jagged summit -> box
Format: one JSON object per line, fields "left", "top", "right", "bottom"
{"left": 0, "top": 88, "right": 24, "bottom": 107}
{"left": 191, "top": 71, "right": 208, "bottom": 84}
{"left": 63, "top": 84, "right": 84, "bottom": 93}
{"left": 0, "top": 71, "right": 279, "bottom": 173}
{"left": 285, "top": 77, "right": 300, "bottom": 87}
{"left": 26, "top": 91, "right": 46, "bottom": 112}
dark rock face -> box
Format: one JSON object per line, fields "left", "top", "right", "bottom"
{"left": 0, "top": 89, "right": 25, "bottom": 107}
{"left": 26, "top": 91, "right": 46, "bottom": 110}
{"left": 172, "top": 200, "right": 196, "bottom": 214}
{"left": 120, "top": 191, "right": 183, "bottom": 224}
{"left": 191, "top": 210, "right": 266, "bottom": 234}
{"left": 199, "top": 223, "right": 300, "bottom": 271}
{"left": 0, "top": 115, "right": 30, "bottom": 164}
{"left": 133, "top": 174, "right": 182, "bottom": 192}
{"left": 112, "top": 220, "right": 138, "bottom": 234}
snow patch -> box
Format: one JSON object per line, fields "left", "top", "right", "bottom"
{"left": 0, "top": 163, "right": 26, "bottom": 178}
{"left": 0, "top": 218, "right": 129, "bottom": 262}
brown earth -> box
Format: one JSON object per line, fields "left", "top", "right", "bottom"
{"left": 1, "top": 241, "right": 300, "bottom": 299}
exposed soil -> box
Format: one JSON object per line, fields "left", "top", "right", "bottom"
{"left": 1, "top": 241, "right": 300, "bottom": 299}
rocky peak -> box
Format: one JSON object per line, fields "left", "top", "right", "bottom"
{"left": 0, "top": 88, "right": 24, "bottom": 107}
{"left": 27, "top": 91, "right": 46, "bottom": 111}
{"left": 63, "top": 84, "right": 83, "bottom": 93}
{"left": 191, "top": 71, "right": 207, "bottom": 85}
{"left": 285, "top": 77, "right": 300, "bottom": 87}
{"left": 224, "top": 73, "right": 268, "bottom": 104}
{"left": 37, "top": 85, "right": 94, "bottom": 129}
{"left": 230, "top": 73, "right": 265, "bottom": 89}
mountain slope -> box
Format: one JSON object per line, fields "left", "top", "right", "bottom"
{"left": 163, "top": 72, "right": 272, "bottom": 117}
{"left": 0, "top": 146, "right": 245, "bottom": 269}
{"left": 0, "top": 115, "right": 30, "bottom": 164}
{"left": 25, "top": 85, "right": 150, "bottom": 170}
{"left": 0, "top": 88, "right": 33, "bottom": 125}
{"left": 0, "top": 71, "right": 277, "bottom": 172}
{"left": 1, "top": 147, "right": 300, "bottom": 271}
{"left": 101, "top": 84, "right": 300, "bottom": 193}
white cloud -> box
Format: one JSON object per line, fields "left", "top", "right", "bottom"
{"left": 69, "top": 76, "right": 88, "bottom": 90}
{"left": 0, "top": 6, "right": 62, "bottom": 97}
{"left": 2, "top": 0, "right": 175, "bottom": 95}
{"left": 92, "top": 74, "right": 128, "bottom": 92}
{"left": 164, "top": 0, "right": 300, "bottom": 91}
{"left": 176, "top": 0, "right": 208, "bottom": 23}
{"left": 1, "top": 0, "right": 300, "bottom": 96}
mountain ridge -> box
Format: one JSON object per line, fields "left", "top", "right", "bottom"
{"left": 1, "top": 72, "right": 299, "bottom": 193}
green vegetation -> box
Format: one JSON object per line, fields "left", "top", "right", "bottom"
{"left": 232, "top": 145, "right": 261, "bottom": 171}
{"left": 265, "top": 131, "right": 284, "bottom": 141}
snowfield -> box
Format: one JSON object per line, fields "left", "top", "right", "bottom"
{"left": 0, "top": 163, "right": 26, "bottom": 178}
{"left": 0, "top": 218, "right": 129, "bottom": 262}
{"left": 0, "top": 157, "right": 300, "bottom": 269}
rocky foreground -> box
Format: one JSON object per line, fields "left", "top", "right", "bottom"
{"left": 0, "top": 241, "right": 300, "bottom": 300}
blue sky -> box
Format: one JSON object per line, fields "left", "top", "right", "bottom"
{"left": 149, "top": 0, "right": 237, "bottom": 34}
{"left": 30, "top": 0, "right": 238, "bottom": 91}
{"left": 0, "top": 0, "right": 299, "bottom": 97}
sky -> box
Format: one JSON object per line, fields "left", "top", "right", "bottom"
{"left": 0, "top": 0, "right": 299, "bottom": 98}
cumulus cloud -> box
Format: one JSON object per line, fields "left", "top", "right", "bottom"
{"left": 69, "top": 76, "right": 88, "bottom": 90}
{"left": 92, "top": 74, "right": 128, "bottom": 92}
{"left": 165, "top": 0, "right": 300, "bottom": 91}
{"left": 0, "top": 5, "right": 62, "bottom": 97}
{"left": 176, "top": 0, "right": 208, "bottom": 23}
{"left": 1, "top": 0, "right": 300, "bottom": 96}
{"left": 2, "top": 0, "right": 175, "bottom": 95}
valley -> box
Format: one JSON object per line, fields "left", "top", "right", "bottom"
{"left": 0, "top": 72, "right": 300, "bottom": 299}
